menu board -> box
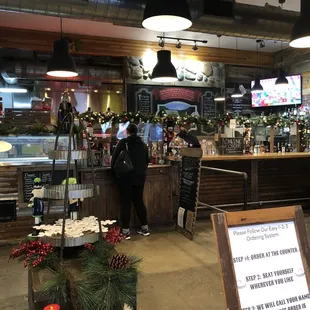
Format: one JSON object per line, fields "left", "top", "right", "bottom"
{"left": 228, "top": 221, "right": 310, "bottom": 310}
{"left": 135, "top": 89, "right": 152, "bottom": 116}
{"left": 221, "top": 137, "right": 244, "bottom": 155}
{"left": 176, "top": 148, "right": 202, "bottom": 240}
{"left": 232, "top": 98, "right": 243, "bottom": 114}
{"left": 202, "top": 91, "right": 216, "bottom": 119}
{"left": 23, "top": 170, "right": 73, "bottom": 202}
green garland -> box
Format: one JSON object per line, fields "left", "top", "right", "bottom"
{"left": 78, "top": 110, "right": 310, "bottom": 129}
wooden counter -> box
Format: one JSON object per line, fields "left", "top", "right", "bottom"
{"left": 170, "top": 152, "right": 310, "bottom": 213}
{"left": 80, "top": 165, "right": 174, "bottom": 226}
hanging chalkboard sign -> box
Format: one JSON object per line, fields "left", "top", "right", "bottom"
{"left": 202, "top": 91, "right": 216, "bottom": 119}
{"left": 211, "top": 206, "right": 310, "bottom": 310}
{"left": 221, "top": 137, "right": 244, "bottom": 155}
{"left": 23, "top": 170, "right": 73, "bottom": 202}
{"left": 135, "top": 88, "right": 152, "bottom": 116}
{"left": 232, "top": 98, "right": 243, "bottom": 114}
{"left": 176, "top": 148, "right": 202, "bottom": 240}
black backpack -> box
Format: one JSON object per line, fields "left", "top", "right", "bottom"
{"left": 113, "top": 142, "right": 133, "bottom": 178}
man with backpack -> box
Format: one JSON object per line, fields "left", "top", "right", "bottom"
{"left": 111, "top": 123, "right": 150, "bottom": 240}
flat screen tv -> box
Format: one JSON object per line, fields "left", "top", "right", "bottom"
{"left": 251, "top": 75, "right": 302, "bottom": 108}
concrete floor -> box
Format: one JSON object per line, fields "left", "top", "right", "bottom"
{"left": 0, "top": 220, "right": 228, "bottom": 310}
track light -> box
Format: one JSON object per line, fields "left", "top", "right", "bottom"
{"left": 192, "top": 41, "right": 198, "bottom": 51}
{"left": 258, "top": 40, "right": 265, "bottom": 49}
{"left": 142, "top": 0, "right": 192, "bottom": 32}
{"left": 176, "top": 40, "right": 182, "bottom": 49}
{"left": 158, "top": 38, "right": 165, "bottom": 48}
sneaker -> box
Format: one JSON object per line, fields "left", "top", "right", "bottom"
{"left": 121, "top": 230, "right": 131, "bottom": 240}
{"left": 137, "top": 228, "right": 150, "bottom": 237}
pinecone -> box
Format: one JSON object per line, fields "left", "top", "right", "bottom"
{"left": 109, "top": 253, "right": 130, "bottom": 270}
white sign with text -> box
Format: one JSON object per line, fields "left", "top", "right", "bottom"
{"left": 228, "top": 221, "right": 310, "bottom": 310}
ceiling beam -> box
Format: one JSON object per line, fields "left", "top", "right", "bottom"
{"left": 0, "top": 27, "right": 274, "bottom": 67}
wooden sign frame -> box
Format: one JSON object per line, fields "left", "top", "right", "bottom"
{"left": 211, "top": 206, "right": 310, "bottom": 310}
{"left": 176, "top": 148, "right": 202, "bottom": 240}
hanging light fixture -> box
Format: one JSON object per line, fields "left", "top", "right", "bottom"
{"left": 251, "top": 40, "right": 264, "bottom": 94}
{"left": 231, "top": 38, "right": 243, "bottom": 98}
{"left": 142, "top": 0, "right": 192, "bottom": 32}
{"left": 192, "top": 41, "right": 198, "bottom": 51}
{"left": 46, "top": 18, "right": 78, "bottom": 78}
{"left": 214, "top": 35, "right": 225, "bottom": 102}
{"left": 289, "top": 0, "right": 310, "bottom": 48}
{"left": 0, "top": 141, "right": 12, "bottom": 152}
{"left": 275, "top": 41, "right": 288, "bottom": 89}
{"left": 175, "top": 40, "right": 182, "bottom": 49}
{"left": 152, "top": 50, "right": 178, "bottom": 83}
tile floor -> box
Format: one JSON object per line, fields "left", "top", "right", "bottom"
{"left": 4, "top": 214, "right": 309, "bottom": 310}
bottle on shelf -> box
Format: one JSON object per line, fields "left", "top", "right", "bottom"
{"left": 265, "top": 142, "right": 270, "bottom": 153}
{"left": 274, "top": 144, "right": 278, "bottom": 153}
{"left": 281, "top": 143, "right": 286, "bottom": 154}
{"left": 260, "top": 141, "right": 265, "bottom": 154}
{"left": 277, "top": 142, "right": 281, "bottom": 154}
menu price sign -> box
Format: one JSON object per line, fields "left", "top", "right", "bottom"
{"left": 23, "top": 170, "right": 73, "bottom": 202}
{"left": 135, "top": 89, "right": 152, "bottom": 116}
{"left": 211, "top": 206, "right": 310, "bottom": 310}
{"left": 202, "top": 91, "right": 216, "bottom": 119}
{"left": 176, "top": 148, "right": 202, "bottom": 240}
{"left": 222, "top": 138, "right": 244, "bottom": 155}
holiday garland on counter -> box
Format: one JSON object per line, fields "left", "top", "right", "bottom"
{"left": 78, "top": 110, "right": 310, "bottom": 129}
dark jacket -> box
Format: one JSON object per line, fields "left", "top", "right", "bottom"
{"left": 111, "top": 135, "right": 149, "bottom": 185}
{"left": 177, "top": 131, "right": 201, "bottom": 148}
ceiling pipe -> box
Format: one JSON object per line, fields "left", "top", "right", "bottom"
{"left": 0, "top": 0, "right": 299, "bottom": 41}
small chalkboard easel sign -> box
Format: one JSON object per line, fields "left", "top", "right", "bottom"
{"left": 176, "top": 148, "right": 203, "bottom": 240}
{"left": 211, "top": 206, "right": 310, "bottom": 310}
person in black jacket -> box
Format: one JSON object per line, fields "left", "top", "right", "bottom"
{"left": 177, "top": 126, "right": 201, "bottom": 148}
{"left": 111, "top": 123, "right": 150, "bottom": 239}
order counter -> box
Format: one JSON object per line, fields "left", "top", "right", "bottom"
{"left": 170, "top": 153, "right": 310, "bottom": 213}
{"left": 79, "top": 165, "right": 174, "bottom": 226}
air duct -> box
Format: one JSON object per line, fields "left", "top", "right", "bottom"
{"left": 0, "top": 0, "right": 299, "bottom": 41}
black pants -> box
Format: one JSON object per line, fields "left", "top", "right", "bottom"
{"left": 118, "top": 182, "right": 148, "bottom": 229}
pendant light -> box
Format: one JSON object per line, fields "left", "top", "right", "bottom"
{"left": 47, "top": 18, "right": 78, "bottom": 78}
{"left": 289, "top": 0, "right": 310, "bottom": 48}
{"left": 152, "top": 50, "right": 178, "bottom": 83}
{"left": 251, "top": 40, "right": 264, "bottom": 94}
{"left": 142, "top": 0, "right": 192, "bottom": 32}
{"left": 0, "top": 141, "right": 12, "bottom": 152}
{"left": 231, "top": 38, "right": 243, "bottom": 98}
{"left": 275, "top": 41, "right": 288, "bottom": 89}
{"left": 214, "top": 35, "right": 225, "bottom": 102}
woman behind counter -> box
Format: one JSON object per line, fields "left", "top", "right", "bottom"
{"left": 111, "top": 123, "right": 150, "bottom": 240}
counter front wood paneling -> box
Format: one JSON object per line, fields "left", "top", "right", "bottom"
{"left": 80, "top": 165, "right": 173, "bottom": 226}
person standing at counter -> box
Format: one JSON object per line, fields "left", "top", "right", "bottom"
{"left": 177, "top": 126, "right": 201, "bottom": 148}
{"left": 111, "top": 123, "right": 150, "bottom": 240}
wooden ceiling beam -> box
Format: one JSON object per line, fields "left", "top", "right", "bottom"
{"left": 0, "top": 27, "right": 274, "bottom": 67}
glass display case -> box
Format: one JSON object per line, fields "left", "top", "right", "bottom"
{"left": 0, "top": 135, "right": 69, "bottom": 163}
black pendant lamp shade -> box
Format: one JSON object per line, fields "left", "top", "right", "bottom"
{"left": 47, "top": 39, "right": 78, "bottom": 78}
{"left": 275, "top": 69, "right": 289, "bottom": 87}
{"left": 214, "top": 90, "right": 225, "bottom": 102}
{"left": 251, "top": 78, "right": 264, "bottom": 94}
{"left": 231, "top": 84, "right": 243, "bottom": 98}
{"left": 142, "top": 0, "right": 192, "bottom": 32}
{"left": 152, "top": 50, "right": 178, "bottom": 83}
{"left": 289, "top": 0, "right": 310, "bottom": 48}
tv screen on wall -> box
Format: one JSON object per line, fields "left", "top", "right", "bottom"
{"left": 251, "top": 75, "right": 302, "bottom": 108}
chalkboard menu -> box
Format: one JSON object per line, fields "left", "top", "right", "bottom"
{"left": 23, "top": 170, "right": 73, "bottom": 202}
{"left": 221, "top": 138, "right": 244, "bottom": 155}
{"left": 202, "top": 91, "right": 216, "bottom": 119}
{"left": 232, "top": 98, "right": 243, "bottom": 114}
{"left": 135, "top": 89, "right": 152, "bottom": 116}
{"left": 176, "top": 148, "right": 202, "bottom": 240}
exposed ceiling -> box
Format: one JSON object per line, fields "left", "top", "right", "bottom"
{"left": 0, "top": 0, "right": 299, "bottom": 52}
